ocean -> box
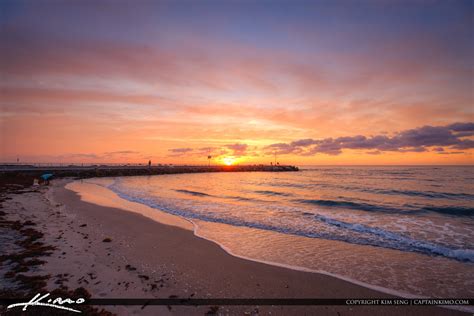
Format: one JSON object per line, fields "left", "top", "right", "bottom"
{"left": 86, "top": 166, "right": 474, "bottom": 298}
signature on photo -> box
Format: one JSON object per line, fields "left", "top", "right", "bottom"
{"left": 7, "top": 292, "right": 85, "bottom": 313}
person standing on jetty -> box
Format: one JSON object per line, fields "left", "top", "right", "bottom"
{"left": 148, "top": 160, "right": 151, "bottom": 169}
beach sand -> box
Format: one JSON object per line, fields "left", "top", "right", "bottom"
{"left": 0, "top": 178, "right": 467, "bottom": 315}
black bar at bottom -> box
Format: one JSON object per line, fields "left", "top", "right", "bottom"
{"left": 0, "top": 298, "right": 473, "bottom": 306}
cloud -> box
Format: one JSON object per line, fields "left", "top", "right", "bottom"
{"left": 438, "top": 151, "right": 465, "bottom": 155}
{"left": 197, "top": 147, "right": 216, "bottom": 154}
{"left": 56, "top": 151, "right": 140, "bottom": 160}
{"left": 104, "top": 150, "right": 139, "bottom": 155}
{"left": 169, "top": 148, "right": 193, "bottom": 153}
{"left": 265, "top": 143, "right": 305, "bottom": 155}
{"left": 196, "top": 147, "right": 229, "bottom": 157}
{"left": 366, "top": 150, "right": 381, "bottom": 155}
{"left": 1, "top": 21, "right": 471, "bottom": 145}
{"left": 225, "top": 143, "right": 248, "bottom": 156}
{"left": 448, "top": 122, "right": 474, "bottom": 132}
{"left": 290, "top": 139, "right": 318, "bottom": 147}
{"left": 452, "top": 139, "right": 474, "bottom": 150}
{"left": 60, "top": 153, "right": 100, "bottom": 159}
{"left": 166, "top": 144, "right": 251, "bottom": 158}
{"left": 447, "top": 123, "right": 474, "bottom": 138}
{"left": 266, "top": 122, "right": 474, "bottom": 156}
{"left": 167, "top": 148, "right": 194, "bottom": 156}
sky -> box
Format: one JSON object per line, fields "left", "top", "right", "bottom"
{"left": 1, "top": 0, "right": 473, "bottom": 165}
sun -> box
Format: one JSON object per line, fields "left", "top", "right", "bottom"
{"left": 222, "top": 156, "right": 236, "bottom": 166}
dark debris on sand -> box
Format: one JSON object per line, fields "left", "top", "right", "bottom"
{"left": 0, "top": 175, "right": 115, "bottom": 316}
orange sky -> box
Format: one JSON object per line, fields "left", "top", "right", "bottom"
{"left": 1, "top": 1, "right": 473, "bottom": 165}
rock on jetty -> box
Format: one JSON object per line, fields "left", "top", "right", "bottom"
{"left": 0, "top": 164, "right": 299, "bottom": 182}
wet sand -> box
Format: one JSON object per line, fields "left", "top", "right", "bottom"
{"left": 0, "top": 178, "right": 468, "bottom": 315}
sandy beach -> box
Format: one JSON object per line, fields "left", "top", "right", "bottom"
{"left": 0, "top": 176, "right": 467, "bottom": 316}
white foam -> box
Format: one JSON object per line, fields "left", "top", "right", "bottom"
{"left": 315, "top": 214, "right": 474, "bottom": 262}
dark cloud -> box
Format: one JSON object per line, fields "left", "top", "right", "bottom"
{"left": 392, "top": 125, "right": 458, "bottom": 148}
{"left": 266, "top": 143, "right": 307, "bottom": 155}
{"left": 447, "top": 123, "right": 474, "bottom": 138}
{"left": 447, "top": 122, "right": 474, "bottom": 132}
{"left": 266, "top": 122, "right": 474, "bottom": 156}
{"left": 452, "top": 139, "right": 474, "bottom": 150}
{"left": 290, "top": 139, "right": 318, "bottom": 147}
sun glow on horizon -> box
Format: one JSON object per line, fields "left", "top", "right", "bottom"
{"left": 222, "top": 156, "right": 237, "bottom": 166}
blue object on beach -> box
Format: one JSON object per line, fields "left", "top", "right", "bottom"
{"left": 41, "top": 173, "right": 54, "bottom": 180}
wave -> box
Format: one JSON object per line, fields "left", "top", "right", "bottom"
{"left": 362, "top": 188, "right": 474, "bottom": 200}
{"left": 265, "top": 182, "right": 309, "bottom": 189}
{"left": 297, "top": 198, "right": 474, "bottom": 217}
{"left": 379, "top": 171, "right": 415, "bottom": 176}
{"left": 254, "top": 190, "right": 292, "bottom": 197}
{"left": 174, "top": 189, "right": 270, "bottom": 203}
{"left": 284, "top": 180, "right": 474, "bottom": 200}
{"left": 175, "top": 189, "right": 211, "bottom": 197}
{"left": 227, "top": 196, "right": 256, "bottom": 201}
{"left": 297, "top": 199, "right": 400, "bottom": 213}
{"left": 268, "top": 179, "right": 474, "bottom": 201}
{"left": 420, "top": 206, "right": 474, "bottom": 217}
{"left": 108, "top": 182, "right": 474, "bottom": 263}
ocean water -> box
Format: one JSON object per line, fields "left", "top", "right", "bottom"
{"left": 87, "top": 166, "right": 474, "bottom": 299}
